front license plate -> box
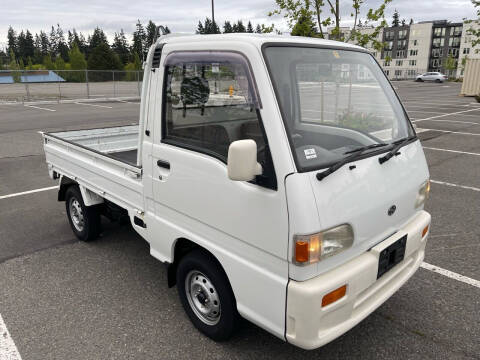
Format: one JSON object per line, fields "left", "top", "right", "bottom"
{"left": 377, "top": 234, "right": 407, "bottom": 279}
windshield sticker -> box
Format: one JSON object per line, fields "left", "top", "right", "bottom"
{"left": 304, "top": 148, "right": 317, "bottom": 160}
{"left": 333, "top": 50, "right": 340, "bottom": 58}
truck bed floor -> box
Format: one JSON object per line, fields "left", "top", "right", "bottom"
{"left": 110, "top": 150, "right": 138, "bottom": 165}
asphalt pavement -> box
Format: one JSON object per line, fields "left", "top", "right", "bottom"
{"left": 0, "top": 82, "right": 479, "bottom": 359}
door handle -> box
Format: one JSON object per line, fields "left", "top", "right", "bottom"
{"left": 157, "top": 159, "right": 170, "bottom": 169}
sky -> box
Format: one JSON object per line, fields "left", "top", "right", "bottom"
{"left": 0, "top": 0, "right": 477, "bottom": 48}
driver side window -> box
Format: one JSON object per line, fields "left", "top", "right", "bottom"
{"left": 162, "top": 52, "right": 276, "bottom": 189}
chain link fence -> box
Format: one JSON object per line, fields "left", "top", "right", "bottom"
{"left": 0, "top": 70, "right": 143, "bottom": 104}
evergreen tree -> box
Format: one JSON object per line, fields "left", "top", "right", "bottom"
{"left": 233, "top": 20, "right": 246, "bottom": 33}
{"left": 255, "top": 24, "right": 262, "bottom": 33}
{"left": 55, "top": 56, "right": 65, "bottom": 70}
{"left": 43, "top": 54, "right": 55, "bottom": 70}
{"left": 49, "top": 26, "right": 57, "bottom": 56}
{"left": 247, "top": 21, "right": 254, "bottom": 33}
{"left": 132, "top": 20, "right": 147, "bottom": 58}
{"left": 88, "top": 43, "right": 122, "bottom": 70}
{"left": 291, "top": 11, "right": 318, "bottom": 37}
{"left": 24, "top": 30, "right": 35, "bottom": 60}
{"left": 392, "top": 9, "right": 400, "bottom": 27}
{"left": 223, "top": 21, "right": 233, "bottom": 33}
{"left": 409, "top": 18, "right": 414, "bottom": 25}
{"left": 89, "top": 27, "right": 108, "bottom": 51}
{"left": 196, "top": 21, "right": 205, "bottom": 34}
{"left": 39, "top": 31, "right": 50, "bottom": 56}
{"left": 401, "top": 19, "right": 406, "bottom": 26}
{"left": 112, "top": 30, "right": 130, "bottom": 65}
{"left": 7, "top": 26, "right": 17, "bottom": 58}
{"left": 27, "top": 57, "right": 33, "bottom": 70}
{"left": 17, "top": 31, "right": 27, "bottom": 61}
{"left": 56, "top": 25, "right": 69, "bottom": 61}
{"left": 69, "top": 43, "right": 87, "bottom": 70}
{"left": 146, "top": 20, "right": 157, "bottom": 47}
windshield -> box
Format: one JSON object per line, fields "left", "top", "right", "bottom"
{"left": 263, "top": 46, "right": 414, "bottom": 172}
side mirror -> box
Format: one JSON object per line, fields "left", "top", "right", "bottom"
{"left": 227, "top": 140, "right": 263, "bottom": 181}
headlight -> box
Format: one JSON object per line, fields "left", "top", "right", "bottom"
{"left": 415, "top": 180, "right": 430, "bottom": 208}
{"left": 294, "top": 224, "right": 354, "bottom": 265}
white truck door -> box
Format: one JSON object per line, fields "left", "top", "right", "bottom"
{"left": 149, "top": 50, "right": 289, "bottom": 339}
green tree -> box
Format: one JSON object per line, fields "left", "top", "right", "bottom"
{"left": 247, "top": 21, "right": 254, "bottom": 33}
{"left": 43, "top": 54, "right": 55, "bottom": 70}
{"left": 55, "top": 56, "right": 65, "bottom": 70}
{"left": 269, "top": 0, "right": 392, "bottom": 49}
{"left": 27, "top": 57, "right": 34, "bottom": 70}
{"left": 8, "top": 49, "right": 21, "bottom": 82}
{"left": 255, "top": 24, "right": 262, "bottom": 33}
{"left": 392, "top": 9, "right": 400, "bottom": 27}
{"left": 233, "top": 20, "right": 246, "bottom": 33}
{"left": 132, "top": 20, "right": 147, "bottom": 58}
{"left": 223, "top": 21, "right": 233, "bottom": 33}
{"left": 444, "top": 54, "right": 457, "bottom": 77}
{"left": 89, "top": 27, "right": 108, "bottom": 52}
{"left": 112, "top": 29, "right": 130, "bottom": 65}
{"left": 466, "top": 0, "right": 480, "bottom": 52}
{"left": 87, "top": 43, "right": 122, "bottom": 71}
{"left": 7, "top": 26, "right": 17, "bottom": 58}
{"left": 146, "top": 20, "right": 157, "bottom": 47}
{"left": 291, "top": 11, "right": 318, "bottom": 36}
{"left": 68, "top": 43, "right": 87, "bottom": 82}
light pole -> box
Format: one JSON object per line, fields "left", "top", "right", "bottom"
{"left": 211, "top": 0, "right": 215, "bottom": 30}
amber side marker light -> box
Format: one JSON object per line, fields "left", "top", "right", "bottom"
{"left": 295, "top": 241, "right": 309, "bottom": 263}
{"left": 422, "top": 225, "right": 429, "bottom": 238}
{"left": 322, "top": 285, "right": 347, "bottom": 307}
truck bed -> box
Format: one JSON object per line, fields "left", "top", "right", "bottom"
{"left": 43, "top": 125, "right": 144, "bottom": 212}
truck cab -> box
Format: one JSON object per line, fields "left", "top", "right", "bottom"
{"left": 43, "top": 34, "right": 431, "bottom": 350}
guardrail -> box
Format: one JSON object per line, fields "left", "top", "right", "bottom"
{"left": 0, "top": 70, "right": 143, "bottom": 104}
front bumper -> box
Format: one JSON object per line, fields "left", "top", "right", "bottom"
{"left": 286, "top": 210, "right": 431, "bottom": 350}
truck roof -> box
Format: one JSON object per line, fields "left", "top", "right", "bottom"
{"left": 156, "top": 33, "right": 365, "bottom": 51}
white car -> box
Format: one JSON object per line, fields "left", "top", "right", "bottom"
{"left": 415, "top": 72, "right": 448, "bottom": 83}
{"left": 42, "top": 33, "right": 431, "bottom": 350}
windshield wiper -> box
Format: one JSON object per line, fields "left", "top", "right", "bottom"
{"left": 316, "top": 143, "right": 389, "bottom": 181}
{"left": 378, "top": 136, "right": 417, "bottom": 164}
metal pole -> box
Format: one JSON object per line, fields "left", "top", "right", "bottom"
{"left": 24, "top": 70, "right": 30, "bottom": 102}
{"left": 137, "top": 71, "right": 140, "bottom": 96}
{"left": 113, "top": 71, "right": 116, "bottom": 98}
{"left": 85, "top": 69, "right": 90, "bottom": 99}
{"left": 211, "top": 0, "right": 215, "bottom": 29}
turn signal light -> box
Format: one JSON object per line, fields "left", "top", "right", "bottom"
{"left": 422, "top": 225, "right": 429, "bottom": 238}
{"left": 295, "top": 241, "right": 309, "bottom": 263}
{"left": 322, "top": 285, "right": 347, "bottom": 307}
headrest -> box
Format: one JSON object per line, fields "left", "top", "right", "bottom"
{"left": 180, "top": 76, "right": 210, "bottom": 106}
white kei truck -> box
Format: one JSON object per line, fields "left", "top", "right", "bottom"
{"left": 42, "top": 33, "right": 431, "bottom": 350}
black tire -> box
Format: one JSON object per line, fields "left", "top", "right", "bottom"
{"left": 435, "top": 79, "right": 441, "bottom": 83}
{"left": 416, "top": 78, "right": 423, "bottom": 82}
{"left": 176, "top": 249, "right": 239, "bottom": 341}
{"left": 65, "top": 186, "right": 101, "bottom": 241}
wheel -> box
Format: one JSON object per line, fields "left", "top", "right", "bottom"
{"left": 65, "top": 186, "right": 101, "bottom": 241}
{"left": 435, "top": 79, "right": 441, "bottom": 83}
{"left": 416, "top": 78, "right": 423, "bottom": 82}
{"left": 176, "top": 249, "right": 239, "bottom": 341}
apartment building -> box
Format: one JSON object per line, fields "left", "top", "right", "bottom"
{"left": 328, "top": 19, "right": 479, "bottom": 80}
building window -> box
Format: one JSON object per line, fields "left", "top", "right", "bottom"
{"left": 449, "top": 37, "right": 461, "bottom": 47}
{"left": 463, "top": 48, "right": 470, "bottom": 55}
{"left": 395, "top": 70, "right": 402, "bottom": 76}
{"left": 385, "top": 41, "right": 393, "bottom": 50}
{"left": 385, "top": 31, "right": 394, "bottom": 40}
{"left": 452, "top": 26, "right": 462, "bottom": 36}
{"left": 395, "top": 60, "right": 403, "bottom": 66}
{"left": 382, "top": 50, "right": 392, "bottom": 59}
{"left": 407, "top": 70, "right": 416, "bottom": 76}
{"left": 383, "top": 61, "right": 390, "bottom": 67}
{"left": 396, "top": 50, "right": 406, "bottom": 58}
{"left": 433, "top": 38, "right": 445, "bottom": 47}
{"left": 434, "top": 27, "right": 446, "bottom": 37}
{"left": 385, "top": 70, "right": 390, "bottom": 76}
{"left": 398, "top": 30, "right": 407, "bottom": 39}
{"left": 397, "top": 40, "right": 407, "bottom": 49}
{"left": 448, "top": 48, "right": 459, "bottom": 57}
{"left": 409, "top": 60, "right": 417, "bottom": 66}
{"left": 413, "top": 39, "right": 418, "bottom": 46}
{"left": 409, "top": 49, "right": 418, "bottom": 56}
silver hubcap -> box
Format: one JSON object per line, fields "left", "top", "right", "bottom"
{"left": 185, "top": 270, "right": 221, "bottom": 325}
{"left": 69, "top": 197, "right": 85, "bottom": 232}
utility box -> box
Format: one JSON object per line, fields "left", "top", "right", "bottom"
{"left": 461, "top": 58, "right": 480, "bottom": 97}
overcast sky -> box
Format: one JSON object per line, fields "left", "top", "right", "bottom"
{"left": 1, "top": 0, "right": 477, "bottom": 47}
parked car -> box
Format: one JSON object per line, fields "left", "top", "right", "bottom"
{"left": 42, "top": 33, "right": 431, "bottom": 350}
{"left": 415, "top": 72, "right": 448, "bottom": 82}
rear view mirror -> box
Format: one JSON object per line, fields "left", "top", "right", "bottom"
{"left": 227, "top": 140, "right": 263, "bottom": 181}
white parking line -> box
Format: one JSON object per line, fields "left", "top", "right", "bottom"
{"left": 0, "top": 186, "right": 57, "bottom": 200}
{"left": 421, "top": 262, "right": 480, "bottom": 288}
{"left": 413, "top": 119, "right": 480, "bottom": 125}
{"left": 0, "top": 313, "right": 22, "bottom": 360}
{"left": 431, "top": 180, "right": 480, "bottom": 192}
{"left": 74, "top": 102, "right": 113, "bottom": 109}
{"left": 424, "top": 147, "right": 480, "bottom": 156}
{"left": 418, "top": 128, "right": 480, "bottom": 136}
{"left": 24, "top": 105, "right": 56, "bottom": 112}
{"left": 415, "top": 108, "right": 480, "bottom": 121}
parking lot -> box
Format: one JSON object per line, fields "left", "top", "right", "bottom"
{"left": 0, "top": 81, "right": 479, "bottom": 359}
